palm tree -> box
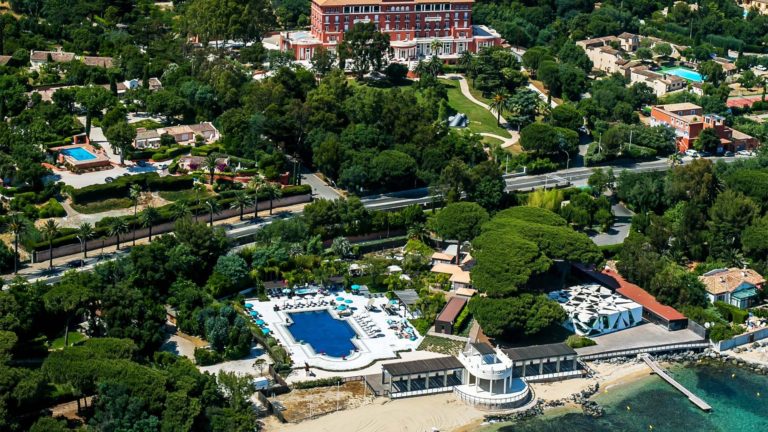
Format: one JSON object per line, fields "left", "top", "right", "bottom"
{"left": 490, "top": 92, "right": 508, "bottom": 127}
{"left": 260, "top": 183, "right": 282, "bottom": 215}
{"left": 108, "top": 218, "right": 130, "bottom": 250}
{"left": 170, "top": 200, "right": 192, "bottom": 222}
{"left": 407, "top": 222, "right": 429, "bottom": 243}
{"left": 203, "top": 153, "right": 220, "bottom": 185}
{"left": 76, "top": 222, "right": 95, "bottom": 259}
{"left": 430, "top": 38, "right": 441, "bottom": 57}
{"left": 41, "top": 220, "right": 60, "bottom": 269}
{"left": 204, "top": 198, "right": 221, "bottom": 227}
{"left": 129, "top": 184, "right": 142, "bottom": 246}
{"left": 230, "top": 190, "right": 253, "bottom": 221}
{"left": 6, "top": 213, "right": 28, "bottom": 274}
{"left": 248, "top": 177, "right": 264, "bottom": 220}
{"left": 139, "top": 205, "right": 161, "bottom": 241}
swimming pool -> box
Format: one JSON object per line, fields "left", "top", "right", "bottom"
{"left": 661, "top": 67, "right": 703, "bottom": 83}
{"left": 61, "top": 147, "right": 97, "bottom": 161}
{"left": 287, "top": 310, "right": 358, "bottom": 358}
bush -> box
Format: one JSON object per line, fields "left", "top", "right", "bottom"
{"left": 38, "top": 199, "right": 67, "bottom": 218}
{"left": 194, "top": 347, "right": 223, "bottom": 366}
{"left": 292, "top": 377, "right": 343, "bottom": 389}
{"left": 714, "top": 301, "right": 748, "bottom": 324}
{"left": 566, "top": 335, "right": 596, "bottom": 349}
{"left": 453, "top": 307, "right": 471, "bottom": 333}
{"left": 151, "top": 146, "right": 188, "bottom": 162}
{"left": 409, "top": 318, "right": 431, "bottom": 335}
{"left": 70, "top": 173, "right": 194, "bottom": 203}
{"left": 0, "top": 241, "right": 17, "bottom": 273}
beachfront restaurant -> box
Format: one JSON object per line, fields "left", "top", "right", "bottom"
{"left": 454, "top": 343, "right": 532, "bottom": 410}
{"left": 380, "top": 356, "right": 464, "bottom": 398}
{"left": 502, "top": 343, "right": 582, "bottom": 381}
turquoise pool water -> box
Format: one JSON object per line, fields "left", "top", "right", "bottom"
{"left": 287, "top": 310, "right": 357, "bottom": 357}
{"left": 489, "top": 363, "right": 768, "bottom": 431}
{"left": 61, "top": 147, "right": 97, "bottom": 161}
{"left": 662, "top": 67, "right": 704, "bottom": 83}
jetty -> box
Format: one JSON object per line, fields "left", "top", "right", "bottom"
{"left": 640, "top": 354, "right": 712, "bottom": 412}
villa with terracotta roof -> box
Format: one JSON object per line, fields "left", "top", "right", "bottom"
{"left": 699, "top": 268, "right": 765, "bottom": 309}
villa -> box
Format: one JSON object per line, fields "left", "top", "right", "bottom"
{"left": 132, "top": 122, "right": 220, "bottom": 149}
{"left": 739, "top": 0, "right": 768, "bottom": 15}
{"left": 278, "top": 0, "right": 503, "bottom": 62}
{"left": 699, "top": 268, "right": 765, "bottom": 309}
{"left": 549, "top": 284, "right": 643, "bottom": 337}
{"left": 628, "top": 66, "right": 686, "bottom": 97}
{"left": 650, "top": 102, "right": 760, "bottom": 153}
{"left": 29, "top": 50, "right": 114, "bottom": 70}
{"left": 177, "top": 155, "right": 230, "bottom": 172}
{"left": 50, "top": 135, "right": 111, "bottom": 172}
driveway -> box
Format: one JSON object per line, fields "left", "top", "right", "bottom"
{"left": 589, "top": 203, "right": 634, "bottom": 246}
{"left": 301, "top": 171, "right": 343, "bottom": 201}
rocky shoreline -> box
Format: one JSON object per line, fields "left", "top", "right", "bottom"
{"left": 484, "top": 344, "right": 768, "bottom": 424}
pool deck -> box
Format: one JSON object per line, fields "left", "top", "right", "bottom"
{"left": 246, "top": 293, "right": 423, "bottom": 371}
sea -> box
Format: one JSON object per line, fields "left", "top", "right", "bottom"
{"left": 487, "top": 363, "right": 768, "bottom": 432}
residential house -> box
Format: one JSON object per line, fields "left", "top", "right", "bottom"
{"left": 576, "top": 36, "right": 630, "bottom": 74}
{"left": 29, "top": 50, "right": 75, "bottom": 70}
{"left": 431, "top": 263, "right": 472, "bottom": 291}
{"left": 178, "top": 155, "right": 230, "bottom": 172}
{"left": 699, "top": 268, "right": 765, "bottom": 309}
{"left": 134, "top": 129, "right": 162, "bottom": 149}
{"left": 116, "top": 77, "right": 163, "bottom": 96}
{"left": 188, "top": 122, "right": 219, "bottom": 142}
{"left": 713, "top": 57, "right": 737, "bottom": 76}
{"left": 163, "top": 125, "right": 195, "bottom": 144}
{"left": 628, "top": 66, "right": 687, "bottom": 97}
{"left": 650, "top": 102, "right": 760, "bottom": 152}
{"left": 81, "top": 56, "right": 114, "bottom": 68}
{"left": 739, "top": 0, "right": 768, "bottom": 15}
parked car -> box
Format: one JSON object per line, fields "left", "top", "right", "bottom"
{"left": 105, "top": 176, "right": 115, "bottom": 183}
{"left": 724, "top": 151, "right": 734, "bottom": 157}
{"left": 737, "top": 150, "right": 754, "bottom": 156}
{"left": 66, "top": 259, "right": 85, "bottom": 268}
{"left": 685, "top": 149, "right": 699, "bottom": 157}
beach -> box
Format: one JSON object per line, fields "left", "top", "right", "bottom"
{"left": 263, "top": 361, "right": 657, "bottom": 432}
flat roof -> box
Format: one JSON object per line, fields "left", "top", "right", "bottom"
{"left": 471, "top": 342, "right": 495, "bottom": 355}
{"left": 657, "top": 102, "right": 701, "bottom": 112}
{"left": 382, "top": 356, "right": 463, "bottom": 377}
{"left": 436, "top": 297, "right": 467, "bottom": 324}
{"left": 393, "top": 289, "right": 420, "bottom": 306}
{"left": 502, "top": 343, "right": 576, "bottom": 361}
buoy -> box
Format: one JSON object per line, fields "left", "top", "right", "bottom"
{"left": 626, "top": 405, "right": 631, "bottom": 411}
{"left": 649, "top": 426, "right": 654, "bottom": 430}
{"left": 731, "top": 373, "right": 735, "bottom": 378}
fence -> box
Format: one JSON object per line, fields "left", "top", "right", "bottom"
{"left": 714, "top": 327, "right": 768, "bottom": 352}
{"left": 31, "top": 193, "right": 311, "bottom": 263}
{"left": 522, "top": 370, "right": 586, "bottom": 383}
{"left": 453, "top": 386, "right": 532, "bottom": 410}
{"left": 687, "top": 320, "right": 709, "bottom": 339}
{"left": 390, "top": 386, "right": 454, "bottom": 399}
{"left": 254, "top": 390, "right": 286, "bottom": 423}
{"left": 578, "top": 341, "right": 710, "bottom": 361}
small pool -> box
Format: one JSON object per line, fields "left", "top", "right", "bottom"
{"left": 287, "top": 310, "right": 357, "bottom": 358}
{"left": 61, "top": 147, "right": 97, "bottom": 161}
{"left": 661, "top": 67, "right": 703, "bottom": 83}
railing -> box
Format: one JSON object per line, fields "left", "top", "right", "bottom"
{"left": 390, "top": 386, "right": 454, "bottom": 399}
{"left": 453, "top": 386, "right": 531, "bottom": 410}
{"left": 522, "top": 370, "right": 585, "bottom": 382}
{"left": 578, "top": 341, "right": 710, "bottom": 361}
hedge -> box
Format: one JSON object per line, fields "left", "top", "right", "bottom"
{"left": 292, "top": 377, "right": 343, "bottom": 389}
{"left": 453, "top": 307, "right": 471, "bottom": 333}
{"left": 714, "top": 301, "right": 749, "bottom": 324}
{"left": 70, "top": 173, "right": 194, "bottom": 204}
{"left": 151, "top": 146, "right": 189, "bottom": 162}
{"left": 39, "top": 199, "right": 67, "bottom": 218}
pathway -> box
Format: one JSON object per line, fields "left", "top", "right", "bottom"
{"left": 444, "top": 74, "right": 512, "bottom": 131}
{"left": 479, "top": 132, "right": 519, "bottom": 150}
{"left": 640, "top": 354, "right": 712, "bottom": 411}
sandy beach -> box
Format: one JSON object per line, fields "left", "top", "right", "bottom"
{"left": 263, "top": 360, "right": 656, "bottom": 432}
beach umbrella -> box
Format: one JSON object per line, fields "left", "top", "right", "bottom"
{"left": 262, "top": 328, "right": 271, "bottom": 335}
{"left": 337, "top": 304, "right": 347, "bottom": 311}
{"left": 249, "top": 311, "right": 258, "bottom": 317}
{"left": 389, "top": 299, "right": 398, "bottom": 305}
{"left": 255, "top": 319, "right": 265, "bottom": 325}
{"left": 245, "top": 303, "right": 254, "bottom": 308}
{"left": 336, "top": 296, "right": 345, "bottom": 301}
{"left": 351, "top": 285, "right": 360, "bottom": 291}
{"left": 344, "top": 299, "right": 353, "bottom": 304}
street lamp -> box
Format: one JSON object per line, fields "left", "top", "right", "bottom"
{"left": 559, "top": 135, "right": 570, "bottom": 181}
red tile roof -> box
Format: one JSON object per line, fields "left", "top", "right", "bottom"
{"left": 602, "top": 269, "right": 686, "bottom": 322}
{"left": 436, "top": 297, "right": 467, "bottom": 324}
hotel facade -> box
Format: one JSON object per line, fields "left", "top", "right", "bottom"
{"left": 278, "top": 0, "right": 503, "bottom": 61}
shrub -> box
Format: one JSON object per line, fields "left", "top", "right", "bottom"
{"left": 714, "top": 301, "right": 748, "bottom": 324}
{"left": 453, "top": 307, "right": 471, "bottom": 333}
{"left": 39, "top": 199, "right": 67, "bottom": 218}
{"left": 409, "top": 318, "right": 431, "bottom": 335}
{"left": 566, "top": 335, "right": 596, "bottom": 349}
{"left": 292, "top": 377, "right": 343, "bottom": 389}
{"left": 194, "top": 347, "right": 223, "bottom": 366}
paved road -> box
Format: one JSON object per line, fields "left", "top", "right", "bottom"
{"left": 301, "top": 172, "right": 343, "bottom": 200}
{"left": 589, "top": 203, "right": 634, "bottom": 246}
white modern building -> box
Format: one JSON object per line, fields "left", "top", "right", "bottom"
{"left": 454, "top": 343, "right": 532, "bottom": 410}
{"left": 549, "top": 284, "right": 643, "bottom": 337}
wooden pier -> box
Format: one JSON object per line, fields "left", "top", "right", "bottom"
{"left": 640, "top": 354, "right": 712, "bottom": 412}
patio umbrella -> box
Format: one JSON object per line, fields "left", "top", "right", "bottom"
{"left": 262, "top": 328, "right": 271, "bottom": 335}
{"left": 344, "top": 299, "right": 353, "bottom": 304}
{"left": 249, "top": 311, "right": 258, "bottom": 317}
{"left": 337, "top": 304, "right": 347, "bottom": 311}
{"left": 351, "top": 285, "right": 360, "bottom": 291}
{"left": 245, "top": 303, "right": 254, "bottom": 308}
{"left": 389, "top": 299, "right": 399, "bottom": 305}
{"left": 336, "top": 296, "right": 345, "bottom": 301}
{"left": 255, "top": 319, "right": 265, "bottom": 325}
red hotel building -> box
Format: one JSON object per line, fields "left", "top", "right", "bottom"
{"left": 278, "top": 0, "right": 503, "bottom": 61}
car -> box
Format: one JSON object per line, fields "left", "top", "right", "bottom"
{"left": 105, "top": 176, "right": 114, "bottom": 183}
{"left": 66, "top": 259, "right": 85, "bottom": 268}
{"left": 699, "top": 151, "right": 711, "bottom": 157}
{"left": 685, "top": 149, "right": 699, "bottom": 157}
{"left": 737, "top": 150, "right": 754, "bottom": 156}
{"left": 724, "top": 151, "right": 734, "bottom": 157}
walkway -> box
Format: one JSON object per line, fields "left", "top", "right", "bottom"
{"left": 448, "top": 74, "right": 510, "bottom": 129}
{"left": 479, "top": 132, "right": 519, "bottom": 150}
{"left": 640, "top": 354, "right": 712, "bottom": 412}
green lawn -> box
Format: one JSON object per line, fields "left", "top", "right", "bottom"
{"left": 70, "top": 198, "right": 133, "bottom": 214}
{"left": 482, "top": 135, "right": 505, "bottom": 147}
{"left": 417, "top": 334, "right": 465, "bottom": 356}
{"left": 49, "top": 331, "right": 87, "bottom": 349}
{"left": 466, "top": 79, "right": 493, "bottom": 105}
{"left": 131, "top": 119, "right": 164, "bottom": 131}
{"left": 159, "top": 189, "right": 211, "bottom": 202}
{"left": 439, "top": 79, "right": 510, "bottom": 137}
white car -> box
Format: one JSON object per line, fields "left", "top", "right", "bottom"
{"left": 736, "top": 150, "right": 754, "bottom": 156}
{"left": 685, "top": 149, "right": 699, "bottom": 157}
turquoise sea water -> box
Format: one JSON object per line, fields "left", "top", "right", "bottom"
{"left": 661, "top": 67, "right": 704, "bottom": 83}
{"left": 491, "top": 364, "right": 768, "bottom": 432}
